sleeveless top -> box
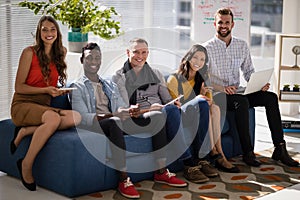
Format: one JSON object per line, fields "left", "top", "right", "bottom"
{"left": 26, "top": 47, "right": 59, "bottom": 87}
{"left": 10, "top": 47, "right": 61, "bottom": 126}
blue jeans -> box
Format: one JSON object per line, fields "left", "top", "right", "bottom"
{"left": 163, "top": 104, "right": 191, "bottom": 161}
{"left": 163, "top": 97, "right": 210, "bottom": 162}
{"left": 181, "top": 97, "right": 210, "bottom": 159}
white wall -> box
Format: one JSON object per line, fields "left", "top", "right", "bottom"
{"left": 282, "top": 0, "right": 300, "bottom": 34}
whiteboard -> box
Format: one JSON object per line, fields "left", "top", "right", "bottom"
{"left": 191, "top": 0, "right": 251, "bottom": 44}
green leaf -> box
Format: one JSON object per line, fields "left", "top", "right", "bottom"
{"left": 18, "top": 0, "right": 122, "bottom": 39}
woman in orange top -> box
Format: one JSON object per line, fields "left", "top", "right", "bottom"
{"left": 10, "top": 16, "right": 81, "bottom": 191}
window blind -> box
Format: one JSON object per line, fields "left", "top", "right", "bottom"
{"left": 0, "top": 0, "right": 41, "bottom": 120}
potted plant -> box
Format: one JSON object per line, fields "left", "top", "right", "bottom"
{"left": 18, "top": 0, "right": 122, "bottom": 52}
{"left": 283, "top": 84, "right": 290, "bottom": 91}
{"left": 293, "top": 84, "right": 299, "bottom": 92}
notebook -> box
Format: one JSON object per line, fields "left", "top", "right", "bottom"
{"left": 237, "top": 68, "right": 274, "bottom": 95}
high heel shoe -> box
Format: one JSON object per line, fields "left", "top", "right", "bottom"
{"left": 17, "top": 159, "right": 36, "bottom": 191}
{"left": 215, "top": 160, "right": 240, "bottom": 173}
{"left": 208, "top": 153, "right": 222, "bottom": 165}
{"left": 10, "top": 126, "right": 21, "bottom": 154}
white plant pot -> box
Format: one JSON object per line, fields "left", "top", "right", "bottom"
{"left": 68, "top": 28, "right": 88, "bottom": 53}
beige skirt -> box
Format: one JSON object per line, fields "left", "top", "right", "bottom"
{"left": 11, "top": 93, "right": 60, "bottom": 126}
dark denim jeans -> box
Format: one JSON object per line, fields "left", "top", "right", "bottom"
{"left": 163, "top": 104, "right": 191, "bottom": 162}
{"left": 163, "top": 97, "right": 210, "bottom": 162}
{"left": 181, "top": 97, "right": 210, "bottom": 159}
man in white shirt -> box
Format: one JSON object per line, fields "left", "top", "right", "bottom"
{"left": 203, "top": 7, "right": 298, "bottom": 167}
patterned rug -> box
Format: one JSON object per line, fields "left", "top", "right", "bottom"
{"left": 76, "top": 149, "right": 300, "bottom": 200}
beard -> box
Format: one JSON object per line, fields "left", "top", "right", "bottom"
{"left": 217, "top": 29, "right": 231, "bottom": 38}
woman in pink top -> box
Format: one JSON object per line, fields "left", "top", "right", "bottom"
{"left": 10, "top": 16, "right": 81, "bottom": 191}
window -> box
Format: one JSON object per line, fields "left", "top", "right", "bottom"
{"left": 180, "top": 1, "right": 191, "bottom": 13}
{"left": 250, "top": 0, "right": 283, "bottom": 57}
{"left": 179, "top": 18, "right": 190, "bottom": 26}
{"left": 0, "top": 0, "right": 42, "bottom": 120}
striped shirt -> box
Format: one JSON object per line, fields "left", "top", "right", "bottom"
{"left": 203, "top": 36, "right": 255, "bottom": 87}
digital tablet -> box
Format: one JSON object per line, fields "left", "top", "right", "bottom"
{"left": 165, "top": 94, "right": 184, "bottom": 106}
{"left": 59, "top": 87, "right": 77, "bottom": 91}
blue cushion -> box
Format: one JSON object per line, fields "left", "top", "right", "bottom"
{"left": 221, "top": 108, "right": 255, "bottom": 158}
{"left": 0, "top": 119, "right": 115, "bottom": 197}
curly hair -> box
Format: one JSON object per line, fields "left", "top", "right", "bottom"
{"left": 34, "top": 15, "right": 67, "bottom": 87}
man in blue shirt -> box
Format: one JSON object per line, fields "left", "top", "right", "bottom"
{"left": 70, "top": 43, "right": 187, "bottom": 199}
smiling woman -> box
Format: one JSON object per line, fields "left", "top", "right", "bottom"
{"left": 40, "top": 23, "right": 57, "bottom": 45}
{"left": 10, "top": 15, "right": 81, "bottom": 191}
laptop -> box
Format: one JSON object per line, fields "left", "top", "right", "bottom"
{"left": 237, "top": 68, "right": 274, "bottom": 95}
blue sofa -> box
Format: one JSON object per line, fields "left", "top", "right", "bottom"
{"left": 0, "top": 94, "right": 255, "bottom": 198}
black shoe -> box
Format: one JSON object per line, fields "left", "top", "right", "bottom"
{"left": 272, "top": 142, "right": 299, "bottom": 167}
{"left": 215, "top": 161, "right": 240, "bottom": 173}
{"left": 243, "top": 151, "right": 261, "bottom": 167}
{"left": 10, "top": 126, "right": 21, "bottom": 154}
{"left": 17, "top": 159, "right": 36, "bottom": 191}
{"left": 207, "top": 153, "right": 222, "bottom": 165}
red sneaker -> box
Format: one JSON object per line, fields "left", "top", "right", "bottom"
{"left": 154, "top": 169, "right": 187, "bottom": 187}
{"left": 118, "top": 177, "right": 140, "bottom": 199}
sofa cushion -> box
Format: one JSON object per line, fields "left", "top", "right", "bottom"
{"left": 0, "top": 119, "right": 116, "bottom": 197}
{"left": 221, "top": 108, "right": 256, "bottom": 158}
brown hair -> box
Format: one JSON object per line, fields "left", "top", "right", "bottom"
{"left": 34, "top": 15, "right": 67, "bottom": 87}
{"left": 177, "top": 44, "right": 209, "bottom": 81}
{"left": 215, "top": 7, "right": 234, "bottom": 22}
{"left": 176, "top": 44, "right": 209, "bottom": 96}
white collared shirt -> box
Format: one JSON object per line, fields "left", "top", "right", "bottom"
{"left": 203, "top": 36, "right": 255, "bottom": 87}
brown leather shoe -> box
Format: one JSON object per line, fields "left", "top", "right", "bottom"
{"left": 198, "top": 160, "right": 219, "bottom": 177}
{"left": 183, "top": 166, "right": 209, "bottom": 183}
